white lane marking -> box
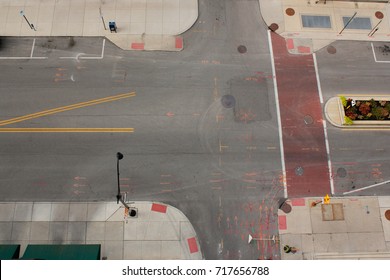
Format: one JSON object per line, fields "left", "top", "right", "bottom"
{"left": 371, "top": 43, "right": 390, "bottom": 63}
{"left": 322, "top": 120, "right": 335, "bottom": 195}
{"left": 343, "top": 179, "right": 390, "bottom": 195}
{"left": 313, "top": 52, "right": 334, "bottom": 194}
{"left": 267, "top": 30, "right": 287, "bottom": 199}
{"left": 30, "top": 38, "right": 36, "bottom": 58}
{"left": 313, "top": 53, "right": 324, "bottom": 104}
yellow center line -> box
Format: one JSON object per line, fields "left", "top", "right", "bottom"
{"left": 0, "top": 128, "right": 134, "bottom": 133}
{"left": 0, "top": 92, "right": 136, "bottom": 127}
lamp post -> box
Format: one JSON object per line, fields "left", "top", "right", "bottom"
{"left": 116, "top": 152, "right": 138, "bottom": 217}
{"left": 116, "top": 152, "right": 129, "bottom": 209}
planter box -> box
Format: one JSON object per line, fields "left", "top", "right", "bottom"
{"left": 324, "top": 96, "right": 390, "bottom": 128}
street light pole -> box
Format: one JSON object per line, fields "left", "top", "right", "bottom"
{"left": 116, "top": 152, "right": 130, "bottom": 210}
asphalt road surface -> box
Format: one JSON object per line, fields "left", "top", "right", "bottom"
{"left": 0, "top": 0, "right": 283, "bottom": 260}
{"left": 2, "top": 0, "right": 390, "bottom": 260}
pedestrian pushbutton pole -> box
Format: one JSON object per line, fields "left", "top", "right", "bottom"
{"left": 20, "top": 10, "right": 36, "bottom": 31}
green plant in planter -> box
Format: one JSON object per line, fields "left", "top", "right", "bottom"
{"left": 344, "top": 116, "right": 353, "bottom": 125}
{"left": 340, "top": 96, "right": 347, "bottom": 107}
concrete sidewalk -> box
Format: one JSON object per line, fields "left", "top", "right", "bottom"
{"left": 0, "top": 0, "right": 198, "bottom": 51}
{"left": 259, "top": 0, "right": 390, "bottom": 53}
{"left": 0, "top": 201, "right": 202, "bottom": 260}
{"left": 278, "top": 196, "right": 390, "bottom": 259}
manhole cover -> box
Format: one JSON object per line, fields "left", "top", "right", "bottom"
{"left": 280, "top": 202, "right": 292, "bottom": 214}
{"left": 221, "top": 95, "right": 236, "bottom": 108}
{"left": 295, "top": 166, "right": 304, "bottom": 176}
{"left": 375, "top": 11, "right": 384, "bottom": 20}
{"left": 286, "top": 8, "right": 295, "bottom": 16}
{"left": 385, "top": 210, "right": 390, "bottom": 221}
{"left": 327, "top": 45, "right": 337, "bottom": 54}
{"left": 237, "top": 45, "right": 247, "bottom": 54}
{"left": 269, "top": 23, "right": 279, "bottom": 32}
{"left": 337, "top": 167, "right": 347, "bottom": 178}
{"left": 304, "top": 115, "right": 313, "bottom": 125}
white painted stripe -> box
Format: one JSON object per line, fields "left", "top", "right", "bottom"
{"left": 322, "top": 120, "right": 335, "bottom": 195}
{"left": 60, "top": 39, "right": 105, "bottom": 60}
{"left": 0, "top": 57, "right": 47, "bottom": 60}
{"left": 312, "top": 53, "right": 323, "bottom": 104}
{"left": 267, "top": 30, "right": 287, "bottom": 199}
{"left": 343, "top": 179, "right": 390, "bottom": 195}
{"left": 371, "top": 43, "right": 378, "bottom": 62}
{"left": 313, "top": 52, "right": 334, "bottom": 195}
{"left": 30, "top": 38, "right": 36, "bottom": 58}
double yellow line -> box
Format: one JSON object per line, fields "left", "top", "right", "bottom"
{"left": 0, "top": 128, "right": 134, "bottom": 133}
{"left": 0, "top": 92, "right": 136, "bottom": 133}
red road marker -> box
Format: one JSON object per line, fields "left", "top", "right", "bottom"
{"left": 166, "top": 112, "right": 175, "bottom": 117}
{"left": 151, "top": 203, "right": 167, "bottom": 213}
{"left": 187, "top": 237, "right": 199, "bottom": 253}
{"left": 286, "top": 38, "right": 294, "bottom": 50}
{"left": 175, "top": 37, "right": 183, "bottom": 49}
{"left": 271, "top": 32, "right": 331, "bottom": 198}
{"left": 291, "top": 198, "right": 306, "bottom": 206}
{"left": 278, "top": 215, "right": 287, "bottom": 230}
{"left": 297, "top": 46, "right": 311, "bottom": 54}
{"left": 131, "top": 42, "right": 144, "bottom": 50}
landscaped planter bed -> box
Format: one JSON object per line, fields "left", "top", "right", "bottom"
{"left": 341, "top": 96, "right": 390, "bottom": 124}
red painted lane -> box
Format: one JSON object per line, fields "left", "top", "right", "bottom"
{"left": 271, "top": 32, "right": 330, "bottom": 198}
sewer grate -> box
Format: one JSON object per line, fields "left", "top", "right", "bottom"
{"left": 337, "top": 167, "right": 347, "bottom": 178}
{"left": 221, "top": 95, "right": 236, "bottom": 108}
{"left": 304, "top": 115, "right": 313, "bottom": 125}
{"left": 237, "top": 45, "right": 247, "bottom": 54}
{"left": 327, "top": 45, "right": 337, "bottom": 54}
{"left": 295, "top": 166, "right": 304, "bottom": 176}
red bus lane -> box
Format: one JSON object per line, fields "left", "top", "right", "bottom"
{"left": 270, "top": 32, "right": 331, "bottom": 198}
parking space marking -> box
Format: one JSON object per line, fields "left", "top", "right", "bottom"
{"left": 0, "top": 38, "right": 48, "bottom": 60}
{"left": 60, "top": 39, "right": 106, "bottom": 60}
{"left": 371, "top": 42, "right": 390, "bottom": 63}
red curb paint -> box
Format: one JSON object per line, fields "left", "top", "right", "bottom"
{"left": 298, "top": 46, "right": 311, "bottom": 53}
{"left": 131, "top": 42, "right": 144, "bottom": 50}
{"left": 291, "top": 198, "right": 306, "bottom": 206}
{"left": 278, "top": 215, "right": 287, "bottom": 230}
{"left": 175, "top": 37, "right": 183, "bottom": 49}
{"left": 286, "top": 39, "right": 294, "bottom": 50}
{"left": 151, "top": 203, "right": 167, "bottom": 213}
{"left": 187, "top": 237, "right": 198, "bottom": 253}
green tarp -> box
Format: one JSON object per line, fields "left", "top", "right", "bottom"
{"left": 21, "top": 244, "right": 101, "bottom": 260}
{"left": 0, "top": 244, "right": 20, "bottom": 260}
